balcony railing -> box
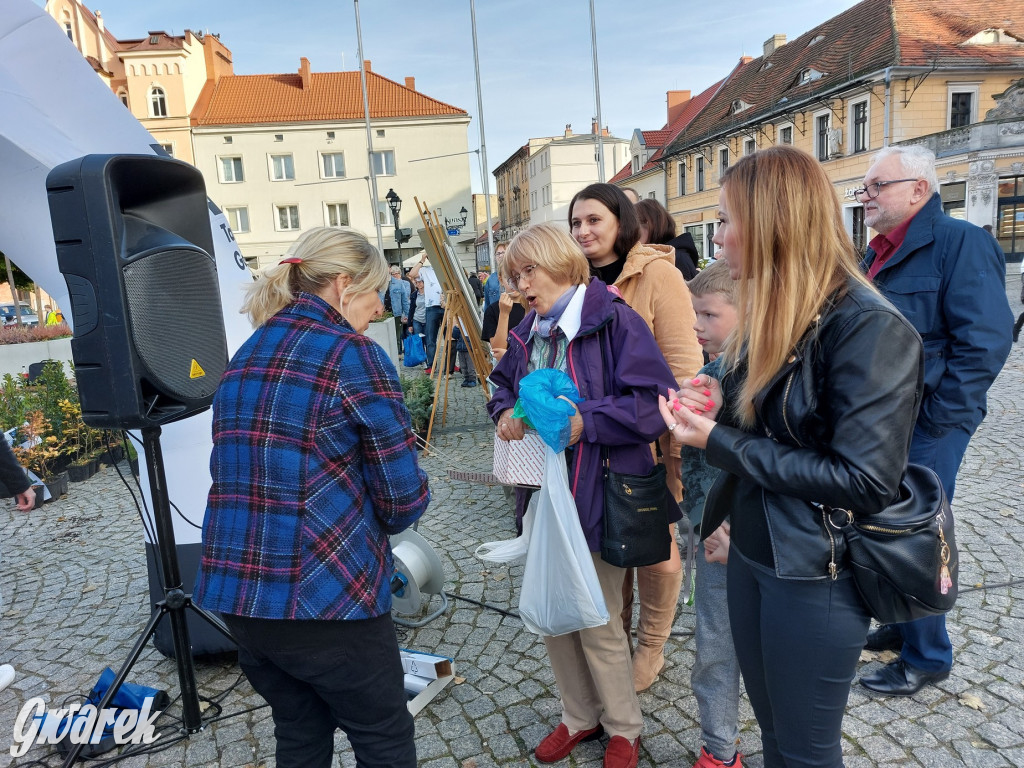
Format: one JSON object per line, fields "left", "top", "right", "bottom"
{"left": 900, "top": 117, "right": 1024, "bottom": 159}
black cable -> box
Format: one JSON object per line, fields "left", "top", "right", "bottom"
{"left": 448, "top": 592, "right": 520, "bottom": 618}
{"left": 959, "top": 577, "right": 1024, "bottom": 594}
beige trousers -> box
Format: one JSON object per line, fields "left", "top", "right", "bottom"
{"left": 542, "top": 553, "right": 644, "bottom": 740}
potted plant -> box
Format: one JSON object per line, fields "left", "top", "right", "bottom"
{"left": 400, "top": 375, "right": 435, "bottom": 447}
{"left": 13, "top": 410, "right": 67, "bottom": 503}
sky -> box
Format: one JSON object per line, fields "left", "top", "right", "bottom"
{"left": 41, "top": 0, "right": 863, "bottom": 192}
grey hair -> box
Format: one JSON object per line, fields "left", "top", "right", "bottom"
{"left": 872, "top": 145, "right": 938, "bottom": 195}
{"left": 241, "top": 227, "right": 389, "bottom": 327}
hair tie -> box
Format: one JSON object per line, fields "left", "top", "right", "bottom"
{"left": 279, "top": 257, "right": 303, "bottom": 265}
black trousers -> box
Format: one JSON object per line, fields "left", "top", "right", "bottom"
{"left": 727, "top": 549, "right": 870, "bottom": 768}
{"left": 222, "top": 613, "right": 416, "bottom": 768}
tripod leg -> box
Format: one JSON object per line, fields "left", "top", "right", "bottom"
{"left": 59, "top": 605, "right": 169, "bottom": 768}
{"left": 186, "top": 603, "right": 236, "bottom": 645}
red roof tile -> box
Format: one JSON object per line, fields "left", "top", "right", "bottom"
{"left": 194, "top": 69, "right": 467, "bottom": 126}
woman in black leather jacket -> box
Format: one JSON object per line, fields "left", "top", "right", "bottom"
{"left": 661, "top": 146, "right": 923, "bottom": 768}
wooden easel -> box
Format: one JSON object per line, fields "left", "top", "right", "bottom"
{"left": 416, "top": 199, "right": 493, "bottom": 452}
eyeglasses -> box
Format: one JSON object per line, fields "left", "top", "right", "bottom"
{"left": 853, "top": 178, "right": 920, "bottom": 200}
{"left": 507, "top": 264, "right": 538, "bottom": 287}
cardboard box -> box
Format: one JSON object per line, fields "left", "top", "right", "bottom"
{"left": 401, "top": 649, "right": 455, "bottom": 716}
{"left": 492, "top": 429, "right": 545, "bottom": 487}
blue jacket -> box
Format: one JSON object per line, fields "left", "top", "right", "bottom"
{"left": 388, "top": 277, "right": 410, "bottom": 319}
{"left": 483, "top": 273, "right": 502, "bottom": 310}
{"left": 487, "top": 278, "right": 675, "bottom": 551}
{"left": 862, "top": 194, "right": 1012, "bottom": 438}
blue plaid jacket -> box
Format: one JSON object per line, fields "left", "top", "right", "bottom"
{"left": 194, "top": 292, "right": 429, "bottom": 620}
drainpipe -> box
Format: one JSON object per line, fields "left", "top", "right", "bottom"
{"left": 882, "top": 67, "right": 892, "bottom": 147}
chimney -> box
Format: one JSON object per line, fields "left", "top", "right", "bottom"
{"left": 591, "top": 119, "right": 599, "bottom": 135}
{"left": 363, "top": 59, "right": 372, "bottom": 72}
{"left": 601, "top": 126, "right": 610, "bottom": 137}
{"left": 763, "top": 34, "right": 786, "bottom": 57}
{"left": 739, "top": 55, "right": 754, "bottom": 65}
{"left": 565, "top": 124, "right": 573, "bottom": 137}
{"left": 404, "top": 76, "right": 415, "bottom": 90}
{"left": 667, "top": 90, "right": 691, "bottom": 125}
{"left": 299, "top": 57, "right": 311, "bottom": 89}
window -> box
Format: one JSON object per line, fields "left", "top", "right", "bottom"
{"left": 223, "top": 136, "right": 233, "bottom": 144}
{"left": 779, "top": 125, "right": 793, "bottom": 145}
{"left": 322, "top": 153, "right": 346, "bottom": 178}
{"left": 530, "top": 160, "right": 536, "bottom": 178}
{"left": 326, "top": 131, "right": 335, "bottom": 139}
{"left": 64, "top": 22, "right": 73, "bottom": 41}
{"left": 226, "top": 207, "right": 250, "bottom": 234}
{"left": 632, "top": 156, "right": 641, "bottom": 173}
{"left": 531, "top": 190, "right": 537, "bottom": 211}
{"left": 149, "top": 87, "right": 167, "bottom": 118}
{"left": 377, "top": 202, "right": 389, "bottom": 226}
{"left": 372, "top": 150, "right": 396, "bottom": 176}
{"left": 949, "top": 91, "right": 974, "bottom": 129}
{"left": 159, "top": 143, "right": 174, "bottom": 158}
{"left": 648, "top": 191, "right": 656, "bottom": 199}
{"left": 678, "top": 161, "right": 687, "bottom": 196}
{"left": 851, "top": 100, "right": 868, "bottom": 153}
{"left": 271, "top": 154, "right": 295, "bottom": 181}
{"left": 718, "top": 147, "right": 729, "bottom": 180}
{"left": 376, "top": 129, "right": 385, "bottom": 138}
{"left": 851, "top": 206, "right": 866, "bottom": 254}
{"left": 274, "top": 134, "right": 283, "bottom": 142}
{"left": 816, "top": 113, "right": 830, "bottom": 161}
{"left": 220, "top": 156, "right": 244, "bottom": 183}
{"left": 276, "top": 205, "right": 300, "bottom": 231}
{"left": 118, "top": 91, "right": 128, "bottom": 108}
{"left": 325, "top": 203, "right": 349, "bottom": 227}
{"left": 744, "top": 138, "right": 756, "bottom": 156}
{"left": 696, "top": 156, "right": 705, "bottom": 192}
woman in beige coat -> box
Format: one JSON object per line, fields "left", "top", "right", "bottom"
{"left": 569, "top": 183, "right": 704, "bottom": 691}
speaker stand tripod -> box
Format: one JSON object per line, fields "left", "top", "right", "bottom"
{"left": 61, "top": 426, "right": 234, "bottom": 767}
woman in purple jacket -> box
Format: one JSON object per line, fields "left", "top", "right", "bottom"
{"left": 487, "top": 223, "right": 675, "bottom": 768}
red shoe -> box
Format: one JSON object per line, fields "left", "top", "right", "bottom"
{"left": 604, "top": 735, "right": 640, "bottom": 768}
{"left": 535, "top": 723, "right": 603, "bottom": 763}
{"left": 693, "top": 745, "right": 744, "bottom": 768}
{"left": 424, "top": 367, "right": 432, "bottom": 375}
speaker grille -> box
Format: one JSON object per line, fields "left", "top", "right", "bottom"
{"left": 124, "top": 248, "right": 228, "bottom": 399}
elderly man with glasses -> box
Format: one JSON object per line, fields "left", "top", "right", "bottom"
{"left": 854, "top": 145, "right": 1012, "bottom": 697}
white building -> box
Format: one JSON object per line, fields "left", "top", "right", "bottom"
{"left": 525, "top": 128, "right": 630, "bottom": 229}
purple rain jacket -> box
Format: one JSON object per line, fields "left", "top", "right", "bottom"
{"left": 487, "top": 277, "right": 676, "bottom": 552}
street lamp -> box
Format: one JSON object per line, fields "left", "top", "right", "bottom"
{"left": 386, "top": 188, "right": 411, "bottom": 246}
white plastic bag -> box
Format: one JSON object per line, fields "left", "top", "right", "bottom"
{"left": 475, "top": 497, "right": 535, "bottom": 563}
{"left": 518, "top": 447, "right": 609, "bottom": 636}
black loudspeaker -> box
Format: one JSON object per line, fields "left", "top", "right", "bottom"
{"left": 46, "top": 154, "right": 228, "bottom": 429}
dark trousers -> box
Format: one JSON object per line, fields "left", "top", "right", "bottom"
{"left": 222, "top": 614, "right": 415, "bottom": 768}
{"left": 892, "top": 423, "right": 972, "bottom": 672}
{"left": 728, "top": 550, "right": 870, "bottom": 768}
{"left": 424, "top": 305, "right": 444, "bottom": 369}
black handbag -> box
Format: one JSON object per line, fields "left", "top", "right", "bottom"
{"left": 827, "top": 463, "right": 958, "bottom": 625}
{"left": 601, "top": 452, "right": 671, "bottom": 568}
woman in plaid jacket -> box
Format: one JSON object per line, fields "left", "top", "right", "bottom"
{"left": 195, "top": 227, "right": 430, "bottom": 768}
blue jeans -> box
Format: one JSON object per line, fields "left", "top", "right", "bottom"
{"left": 692, "top": 542, "right": 741, "bottom": 761}
{"left": 222, "top": 614, "right": 415, "bottom": 768}
{"left": 424, "top": 305, "right": 444, "bottom": 369}
{"left": 728, "top": 549, "right": 870, "bottom": 768}
{"left": 891, "top": 422, "right": 973, "bottom": 672}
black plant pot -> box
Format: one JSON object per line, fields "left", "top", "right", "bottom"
{"left": 67, "top": 462, "right": 94, "bottom": 483}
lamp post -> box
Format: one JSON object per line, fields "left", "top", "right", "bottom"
{"left": 386, "top": 188, "right": 411, "bottom": 253}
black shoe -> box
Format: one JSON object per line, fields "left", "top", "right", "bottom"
{"left": 864, "top": 624, "right": 903, "bottom": 652}
{"left": 461, "top": 379, "right": 477, "bottom": 388}
{"left": 859, "top": 659, "right": 950, "bottom": 696}
{"left": 1013, "top": 313, "right": 1024, "bottom": 342}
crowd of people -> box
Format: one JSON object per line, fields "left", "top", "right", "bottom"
{"left": 15, "top": 143, "right": 999, "bottom": 768}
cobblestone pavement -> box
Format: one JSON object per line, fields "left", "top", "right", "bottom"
{"left": 1, "top": 267, "right": 1022, "bottom": 767}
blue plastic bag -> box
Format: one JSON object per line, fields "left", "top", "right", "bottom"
{"left": 403, "top": 334, "right": 426, "bottom": 367}
{"left": 512, "top": 369, "right": 583, "bottom": 453}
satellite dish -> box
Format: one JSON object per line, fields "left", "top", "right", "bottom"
{"left": 390, "top": 529, "right": 448, "bottom": 626}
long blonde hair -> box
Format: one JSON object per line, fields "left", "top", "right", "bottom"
{"left": 720, "top": 146, "right": 875, "bottom": 426}
{"left": 241, "top": 227, "right": 389, "bottom": 327}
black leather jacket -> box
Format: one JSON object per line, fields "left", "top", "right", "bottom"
{"left": 702, "top": 278, "right": 924, "bottom": 580}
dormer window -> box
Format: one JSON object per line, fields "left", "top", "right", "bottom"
{"left": 808, "top": 34, "right": 825, "bottom": 46}
{"left": 964, "top": 28, "right": 1023, "bottom": 45}
{"left": 149, "top": 35, "right": 159, "bottom": 45}
{"left": 796, "top": 68, "right": 826, "bottom": 86}
{"left": 760, "top": 60, "right": 773, "bottom": 71}
{"left": 731, "top": 99, "right": 753, "bottom": 115}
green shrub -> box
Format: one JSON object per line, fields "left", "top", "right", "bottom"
{"left": 0, "top": 322, "right": 71, "bottom": 345}
{"left": 399, "top": 375, "right": 435, "bottom": 433}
